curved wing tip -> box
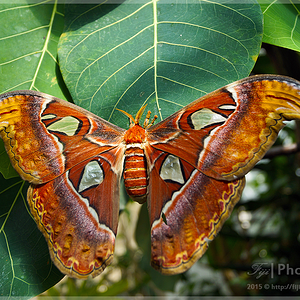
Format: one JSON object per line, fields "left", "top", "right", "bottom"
{"left": 52, "top": 253, "right": 114, "bottom": 279}
{"left": 151, "top": 261, "right": 193, "bottom": 275}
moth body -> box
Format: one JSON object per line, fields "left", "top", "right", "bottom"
{"left": 123, "top": 123, "right": 148, "bottom": 203}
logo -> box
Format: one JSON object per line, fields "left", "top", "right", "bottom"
{"left": 248, "top": 262, "right": 300, "bottom": 279}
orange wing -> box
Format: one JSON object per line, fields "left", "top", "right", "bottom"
{"left": 145, "top": 75, "right": 300, "bottom": 274}
{"left": 0, "top": 90, "right": 125, "bottom": 183}
{"left": 0, "top": 90, "right": 125, "bottom": 278}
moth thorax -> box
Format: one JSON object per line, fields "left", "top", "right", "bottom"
{"left": 123, "top": 124, "right": 146, "bottom": 144}
{"left": 123, "top": 146, "right": 148, "bottom": 204}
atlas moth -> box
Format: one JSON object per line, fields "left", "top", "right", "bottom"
{"left": 1, "top": 74, "right": 300, "bottom": 278}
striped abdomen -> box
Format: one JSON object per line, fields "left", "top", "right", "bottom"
{"left": 123, "top": 146, "right": 148, "bottom": 204}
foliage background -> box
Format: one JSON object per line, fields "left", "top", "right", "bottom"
{"left": 0, "top": 0, "right": 300, "bottom": 298}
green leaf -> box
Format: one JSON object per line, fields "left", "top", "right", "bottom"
{"left": 0, "top": 1, "right": 64, "bottom": 95}
{"left": 261, "top": 0, "right": 300, "bottom": 51}
{"left": 0, "top": 144, "right": 18, "bottom": 179}
{"left": 0, "top": 0, "right": 66, "bottom": 179}
{"left": 0, "top": 173, "right": 64, "bottom": 298}
{"left": 58, "top": 0, "right": 263, "bottom": 128}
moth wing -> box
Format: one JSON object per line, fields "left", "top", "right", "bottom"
{"left": 0, "top": 90, "right": 125, "bottom": 183}
{"left": 0, "top": 90, "right": 126, "bottom": 278}
{"left": 145, "top": 75, "right": 300, "bottom": 273}
{"left": 147, "top": 75, "right": 300, "bottom": 181}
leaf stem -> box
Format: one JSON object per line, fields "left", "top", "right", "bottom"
{"left": 153, "top": 0, "right": 162, "bottom": 120}
{"left": 30, "top": 0, "right": 58, "bottom": 90}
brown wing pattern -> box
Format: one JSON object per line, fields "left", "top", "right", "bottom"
{"left": 0, "top": 90, "right": 125, "bottom": 278}
{"left": 0, "top": 90, "right": 125, "bottom": 183}
{"left": 28, "top": 154, "right": 122, "bottom": 278}
{"left": 146, "top": 75, "right": 300, "bottom": 274}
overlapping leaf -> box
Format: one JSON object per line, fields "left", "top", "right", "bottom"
{"left": 261, "top": 0, "right": 300, "bottom": 52}
{"left": 59, "top": 0, "right": 263, "bottom": 127}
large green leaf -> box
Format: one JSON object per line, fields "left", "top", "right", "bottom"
{"left": 261, "top": 0, "right": 300, "bottom": 51}
{"left": 58, "top": 0, "right": 263, "bottom": 127}
{"left": 0, "top": 1, "right": 65, "bottom": 298}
